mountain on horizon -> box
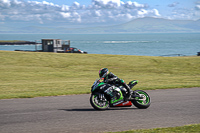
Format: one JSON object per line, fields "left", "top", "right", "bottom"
{"left": 111, "top": 17, "right": 200, "bottom": 33}
{"left": 1, "top": 17, "right": 200, "bottom": 33}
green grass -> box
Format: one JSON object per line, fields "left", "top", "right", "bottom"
{"left": 109, "top": 124, "right": 200, "bottom": 133}
{"left": 0, "top": 51, "right": 200, "bottom": 99}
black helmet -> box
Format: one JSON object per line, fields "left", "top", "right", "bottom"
{"left": 99, "top": 68, "right": 109, "bottom": 78}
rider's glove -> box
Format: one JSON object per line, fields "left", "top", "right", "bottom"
{"left": 120, "top": 79, "right": 125, "bottom": 83}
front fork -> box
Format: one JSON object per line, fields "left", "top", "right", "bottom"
{"left": 98, "top": 93, "right": 108, "bottom": 102}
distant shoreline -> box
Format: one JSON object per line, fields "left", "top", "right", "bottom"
{"left": 0, "top": 40, "right": 36, "bottom": 45}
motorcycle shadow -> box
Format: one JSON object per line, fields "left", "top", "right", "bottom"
{"left": 60, "top": 108, "right": 97, "bottom": 112}
{"left": 60, "top": 107, "right": 138, "bottom": 112}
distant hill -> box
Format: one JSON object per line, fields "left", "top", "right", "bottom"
{"left": 98, "top": 17, "right": 200, "bottom": 33}
{"left": 1, "top": 17, "right": 200, "bottom": 33}
{"left": 125, "top": 17, "right": 200, "bottom": 33}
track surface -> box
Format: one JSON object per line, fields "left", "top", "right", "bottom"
{"left": 1, "top": 88, "right": 200, "bottom": 133}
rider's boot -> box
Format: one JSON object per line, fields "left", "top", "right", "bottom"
{"left": 123, "top": 83, "right": 131, "bottom": 102}
{"left": 124, "top": 95, "right": 130, "bottom": 102}
{"left": 120, "top": 79, "right": 132, "bottom": 102}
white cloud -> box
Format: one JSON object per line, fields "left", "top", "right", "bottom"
{"left": 123, "top": 1, "right": 148, "bottom": 9}
{"left": 0, "top": 0, "right": 165, "bottom": 25}
{"left": 60, "top": 12, "right": 71, "bottom": 18}
{"left": 0, "top": 0, "right": 11, "bottom": 7}
{"left": 91, "top": 0, "right": 119, "bottom": 9}
{"left": 72, "top": 1, "right": 80, "bottom": 9}
{"left": 101, "top": 0, "right": 121, "bottom": 6}
{"left": 152, "top": 9, "right": 160, "bottom": 16}
{"left": 195, "top": 5, "right": 200, "bottom": 10}
{"left": 1, "top": 0, "right": 199, "bottom": 30}
{"left": 61, "top": 5, "right": 69, "bottom": 11}
{"left": 168, "top": 2, "right": 179, "bottom": 7}
{"left": 95, "top": 10, "right": 102, "bottom": 17}
{"left": 13, "top": 0, "right": 22, "bottom": 5}
{"left": 137, "top": 9, "right": 160, "bottom": 18}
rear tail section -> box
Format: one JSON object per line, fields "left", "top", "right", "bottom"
{"left": 128, "top": 80, "right": 138, "bottom": 89}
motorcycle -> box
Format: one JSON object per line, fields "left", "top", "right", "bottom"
{"left": 90, "top": 78, "right": 151, "bottom": 110}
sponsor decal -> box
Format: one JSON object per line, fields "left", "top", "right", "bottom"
{"left": 100, "top": 85, "right": 106, "bottom": 90}
{"left": 113, "top": 100, "right": 124, "bottom": 106}
{"left": 122, "top": 101, "right": 129, "bottom": 105}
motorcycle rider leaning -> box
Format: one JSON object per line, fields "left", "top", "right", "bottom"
{"left": 99, "top": 68, "right": 131, "bottom": 101}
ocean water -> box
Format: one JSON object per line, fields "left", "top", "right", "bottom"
{"left": 0, "top": 33, "right": 199, "bottom": 56}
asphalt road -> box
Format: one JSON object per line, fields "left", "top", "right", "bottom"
{"left": 0, "top": 88, "right": 200, "bottom": 133}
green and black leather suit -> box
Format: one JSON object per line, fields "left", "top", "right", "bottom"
{"left": 103, "top": 72, "right": 131, "bottom": 99}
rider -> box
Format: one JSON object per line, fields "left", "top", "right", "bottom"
{"left": 99, "top": 68, "right": 131, "bottom": 101}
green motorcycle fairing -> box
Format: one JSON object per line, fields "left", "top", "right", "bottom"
{"left": 110, "top": 87, "right": 124, "bottom": 104}
{"left": 91, "top": 82, "right": 105, "bottom": 92}
{"left": 91, "top": 79, "right": 124, "bottom": 104}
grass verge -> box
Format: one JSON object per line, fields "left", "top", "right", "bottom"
{"left": 0, "top": 51, "right": 200, "bottom": 99}
{"left": 109, "top": 123, "right": 200, "bottom": 133}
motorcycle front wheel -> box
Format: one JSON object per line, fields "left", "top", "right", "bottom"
{"left": 132, "top": 90, "right": 151, "bottom": 109}
{"left": 90, "top": 94, "right": 109, "bottom": 110}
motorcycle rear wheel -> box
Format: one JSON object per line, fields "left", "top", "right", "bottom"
{"left": 90, "top": 94, "right": 109, "bottom": 110}
{"left": 132, "top": 90, "right": 151, "bottom": 109}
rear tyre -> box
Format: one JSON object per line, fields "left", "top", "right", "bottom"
{"left": 90, "top": 94, "right": 109, "bottom": 110}
{"left": 132, "top": 90, "right": 150, "bottom": 109}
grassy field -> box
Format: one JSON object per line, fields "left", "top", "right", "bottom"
{"left": 0, "top": 51, "right": 200, "bottom": 99}
{"left": 109, "top": 123, "right": 200, "bottom": 133}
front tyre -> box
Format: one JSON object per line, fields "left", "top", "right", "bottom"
{"left": 90, "top": 94, "right": 109, "bottom": 110}
{"left": 132, "top": 90, "right": 151, "bottom": 109}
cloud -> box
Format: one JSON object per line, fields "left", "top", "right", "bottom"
{"left": 60, "top": 12, "right": 71, "bottom": 18}
{"left": 123, "top": 1, "right": 148, "bottom": 9}
{"left": 168, "top": 2, "right": 179, "bottom": 7}
{"left": 90, "top": 0, "right": 121, "bottom": 9}
{"left": 102, "top": 0, "right": 121, "bottom": 6}
{"left": 195, "top": 1, "right": 200, "bottom": 10}
{"left": 0, "top": 0, "right": 161, "bottom": 25}
{"left": 195, "top": 5, "right": 200, "bottom": 10}
{"left": 166, "top": 1, "right": 200, "bottom": 20}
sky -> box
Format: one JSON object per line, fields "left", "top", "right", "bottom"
{"left": 0, "top": 0, "right": 200, "bottom": 27}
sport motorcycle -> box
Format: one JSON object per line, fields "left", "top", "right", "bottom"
{"left": 90, "top": 78, "right": 151, "bottom": 110}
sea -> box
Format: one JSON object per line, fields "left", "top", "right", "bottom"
{"left": 0, "top": 33, "right": 200, "bottom": 56}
